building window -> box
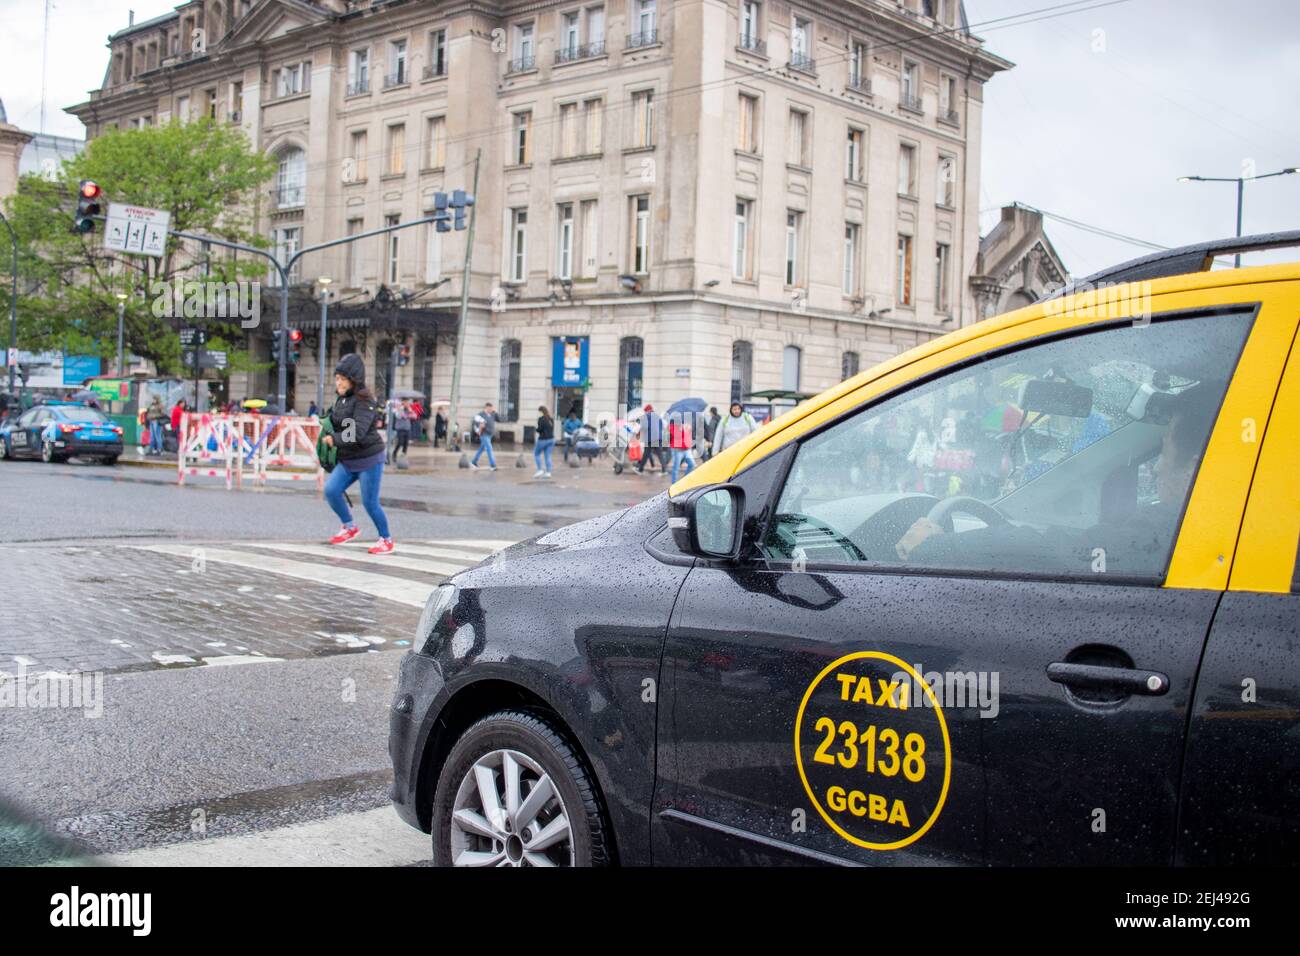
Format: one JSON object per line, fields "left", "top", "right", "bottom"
{"left": 424, "top": 221, "right": 442, "bottom": 283}
{"left": 738, "top": 93, "right": 759, "bottom": 153}
{"left": 849, "top": 41, "right": 868, "bottom": 89}
{"left": 387, "top": 38, "right": 408, "bottom": 86}
{"left": 731, "top": 340, "right": 753, "bottom": 404}
{"left": 349, "top": 48, "right": 369, "bottom": 93}
{"left": 175, "top": 95, "right": 190, "bottom": 122}
{"left": 386, "top": 123, "right": 406, "bottom": 176}
{"left": 782, "top": 345, "right": 801, "bottom": 392}
{"left": 499, "top": 340, "right": 521, "bottom": 422}
{"left": 427, "top": 116, "right": 446, "bottom": 169}
{"left": 741, "top": 2, "right": 762, "bottom": 49}
{"left": 733, "top": 199, "right": 753, "bottom": 279}
{"left": 632, "top": 90, "right": 655, "bottom": 147}
{"left": 271, "top": 226, "right": 301, "bottom": 286}
{"left": 843, "top": 223, "right": 860, "bottom": 296}
{"left": 631, "top": 0, "right": 658, "bottom": 45}
{"left": 785, "top": 211, "right": 802, "bottom": 286}
{"left": 583, "top": 97, "right": 604, "bottom": 153}
{"left": 940, "top": 74, "right": 958, "bottom": 121}
{"left": 427, "top": 29, "right": 447, "bottom": 78}
{"left": 510, "top": 208, "right": 528, "bottom": 282}
{"left": 846, "top": 127, "right": 865, "bottom": 182}
{"left": 791, "top": 15, "right": 812, "bottom": 69}
{"left": 587, "top": 6, "right": 606, "bottom": 48}
{"left": 619, "top": 336, "right": 644, "bottom": 410}
{"left": 346, "top": 218, "right": 364, "bottom": 287}
{"left": 935, "top": 242, "right": 951, "bottom": 312}
{"left": 557, "top": 203, "right": 575, "bottom": 280}
{"left": 630, "top": 195, "right": 651, "bottom": 274}
{"left": 560, "top": 103, "right": 580, "bottom": 157}
{"left": 562, "top": 12, "right": 581, "bottom": 56}
{"left": 513, "top": 22, "right": 535, "bottom": 70}
{"left": 937, "top": 153, "right": 956, "bottom": 206}
{"left": 276, "top": 61, "right": 308, "bottom": 97}
{"left": 580, "top": 199, "right": 599, "bottom": 277}
{"left": 901, "top": 60, "right": 921, "bottom": 111}
{"left": 385, "top": 213, "right": 401, "bottom": 284}
{"left": 788, "top": 109, "right": 808, "bottom": 166}
{"left": 841, "top": 351, "right": 860, "bottom": 381}
{"left": 204, "top": 88, "right": 218, "bottom": 119}
{"left": 276, "top": 147, "right": 305, "bottom": 206}
{"left": 349, "top": 129, "right": 368, "bottom": 181}
{"left": 513, "top": 111, "right": 532, "bottom": 164}
{"left": 898, "top": 143, "right": 916, "bottom": 196}
{"left": 897, "top": 234, "right": 914, "bottom": 306}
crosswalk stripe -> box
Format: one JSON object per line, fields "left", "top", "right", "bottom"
{"left": 435, "top": 539, "right": 520, "bottom": 552}
{"left": 339, "top": 541, "right": 493, "bottom": 564}
{"left": 246, "top": 541, "right": 471, "bottom": 577}
{"left": 136, "top": 545, "right": 432, "bottom": 607}
{"left": 97, "top": 806, "right": 429, "bottom": 867}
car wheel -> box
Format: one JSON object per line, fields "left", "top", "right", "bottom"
{"left": 41, "top": 440, "right": 55, "bottom": 463}
{"left": 431, "top": 709, "right": 610, "bottom": 867}
{"left": 613, "top": 462, "right": 623, "bottom": 475}
{"left": 102, "top": 455, "right": 119, "bottom": 466}
{"left": 0, "top": 438, "right": 7, "bottom": 461}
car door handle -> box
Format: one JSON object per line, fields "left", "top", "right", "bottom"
{"left": 1046, "top": 662, "right": 1169, "bottom": 696}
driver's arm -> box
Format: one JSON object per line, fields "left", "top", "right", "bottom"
{"left": 895, "top": 517, "right": 943, "bottom": 561}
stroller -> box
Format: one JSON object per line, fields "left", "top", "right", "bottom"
{"left": 570, "top": 423, "right": 602, "bottom": 465}
{"left": 608, "top": 419, "right": 643, "bottom": 474}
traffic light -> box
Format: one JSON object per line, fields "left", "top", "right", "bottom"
{"left": 288, "top": 328, "right": 303, "bottom": 364}
{"left": 451, "top": 189, "right": 475, "bottom": 231}
{"left": 434, "top": 192, "right": 451, "bottom": 233}
{"left": 270, "top": 328, "right": 283, "bottom": 365}
{"left": 73, "top": 180, "right": 102, "bottom": 234}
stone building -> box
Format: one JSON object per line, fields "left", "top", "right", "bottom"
{"left": 969, "top": 203, "right": 1069, "bottom": 321}
{"left": 68, "top": 0, "right": 1010, "bottom": 436}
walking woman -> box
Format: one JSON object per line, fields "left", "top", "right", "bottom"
{"left": 321, "top": 354, "right": 394, "bottom": 554}
{"left": 533, "top": 405, "right": 555, "bottom": 478}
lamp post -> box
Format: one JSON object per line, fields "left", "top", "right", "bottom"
{"left": 115, "top": 292, "right": 128, "bottom": 376}
{"left": 316, "top": 276, "right": 331, "bottom": 414}
{"left": 1178, "top": 167, "right": 1298, "bottom": 267}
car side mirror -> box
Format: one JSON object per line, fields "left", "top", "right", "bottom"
{"left": 669, "top": 484, "right": 746, "bottom": 560}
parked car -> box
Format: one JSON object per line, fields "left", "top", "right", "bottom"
{"left": 0, "top": 401, "right": 124, "bottom": 464}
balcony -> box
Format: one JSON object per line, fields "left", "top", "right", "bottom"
{"left": 507, "top": 55, "right": 537, "bottom": 74}
{"left": 900, "top": 91, "right": 924, "bottom": 114}
{"left": 737, "top": 33, "right": 766, "bottom": 55}
{"left": 382, "top": 70, "right": 408, "bottom": 90}
{"left": 788, "top": 52, "right": 816, "bottom": 74}
{"left": 555, "top": 40, "right": 606, "bottom": 64}
{"left": 848, "top": 76, "right": 872, "bottom": 96}
{"left": 627, "top": 29, "right": 659, "bottom": 49}
{"left": 346, "top": 77, "right": 369, "bottom": 96}
{"left": 940, "top": 107, "right": 960, "bottom": 126}
{"left": 422, "top": 63, "right": 448, "bottom": 80}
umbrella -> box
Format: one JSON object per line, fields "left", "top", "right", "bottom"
{"left": 392, "top": 389, "right": 425, "bottom": 400}
{"left": 241, "top": 399, "right": 267, "bottom": 409}
{"left": 666, "top": 397, "right": 707, "bottom": 417}
{"left": 70, "top": 389, "right": 98, "bottom": 403}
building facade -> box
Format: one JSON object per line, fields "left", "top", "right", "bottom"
{"left": 68, "top": 0, "right": 1009, "bottom": 435}
{"left": 970, "top": 203, "right": 1069, "bottom": 321}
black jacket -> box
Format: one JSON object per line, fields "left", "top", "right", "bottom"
{"left": 329, "top": 390, "right": 386, "bottom": 461}
{"left": 537, "top": 415, "right": 555, "bottom": 440}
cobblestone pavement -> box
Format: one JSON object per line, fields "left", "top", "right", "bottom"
{"left": 0, "top": 536, "right": 509, "bottom": 678}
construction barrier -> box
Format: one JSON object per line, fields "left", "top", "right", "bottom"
{"left": 178, "top": 413, "right": 323, "bottom": 491}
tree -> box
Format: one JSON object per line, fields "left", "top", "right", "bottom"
{"left": 2, "top": 118, "right": 276, "bottom": 377}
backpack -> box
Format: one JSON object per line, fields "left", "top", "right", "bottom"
{"left": 316, "top": 415, "right": 339, "bottom": 473}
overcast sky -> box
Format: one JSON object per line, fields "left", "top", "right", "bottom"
{"left": 1, "top": 0, "right": 1296, "bottom": 276}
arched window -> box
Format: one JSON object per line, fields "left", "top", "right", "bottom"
{"left": 618, "top": 336, "right": 644, "bottom": 411}
{"left": 783, "top": 345, "right": 801, "bottom": 391}
{"left": 276, "top": 147, "right": 305, "bottom": 206}
{"left": 841, "top": 351, "right": 860, "bottom": 381}
{"left": 731, "top": 340, "right": 753, "bottom": 404}
{"left": 499, "top": 339, "right": 521, "bottom": 422}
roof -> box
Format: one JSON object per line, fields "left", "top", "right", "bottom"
{"left": 18, "top": 133, "right": 84, "bottom": 177}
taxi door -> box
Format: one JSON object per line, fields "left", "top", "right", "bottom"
{"left": 655, "top": 288, "right": 1292, "bottom": 866}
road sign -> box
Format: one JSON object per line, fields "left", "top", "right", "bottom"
{"left": 179, "top": 328, "right": 208, "bottom": 348}
{"left": 203, "top": 350, "right": 227, "bottom": 370}
{"left": 104, "top": 203, "right": 171, "bottom": 258}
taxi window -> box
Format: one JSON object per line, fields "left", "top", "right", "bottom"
{"left": 761, "top": 312, "right": 1252, "bottom": 581}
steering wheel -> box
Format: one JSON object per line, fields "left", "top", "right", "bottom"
{"left": 925, "top": 496, "right": 1011, "bottom": 533}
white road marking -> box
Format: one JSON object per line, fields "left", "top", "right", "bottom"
{"left": 248, "top": 541, "right": 473, "bottom": 577}
{"left": 98, "top": 806, "right": 430, "bottom": 867}
{"left": 338, "top": 540, "right": 491, "bottom": 564}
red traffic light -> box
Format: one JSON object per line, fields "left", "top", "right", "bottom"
{"left": 80, "top": 180, "right": 101, "bottom": 199}
{"left": 288, "top": 329, "right": 303, "bottom": 343}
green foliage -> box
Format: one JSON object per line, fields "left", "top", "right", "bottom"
{"left": 1, "top": 118, "right": 276, "bottom": 375}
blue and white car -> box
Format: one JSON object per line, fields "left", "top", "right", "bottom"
{"left": 0, "top": 402, "right": 124, "bottom": 464}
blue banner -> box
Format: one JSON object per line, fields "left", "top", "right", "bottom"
{"left": 551, "top": 336, "right": 589, "bottom": 388}
{"left": 62, "top": 354, "right": 102, "bottom": 386}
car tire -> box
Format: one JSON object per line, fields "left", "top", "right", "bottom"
{"left": 41, "top": 440, "right": 57, "bottom": 463}
{"left": 430, "top": 709, "right": 611, "bottom": 868}
{"left": 613, "top": 462, "right": 623, "bottom": 475}
{"left": 0, "top": 438, "right": 7, "bottom": 461}
{"left": 102, "top": 455, "right": 118, "bottom": 466}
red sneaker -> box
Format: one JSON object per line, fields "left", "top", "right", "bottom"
{"left": 329, "top": 525, "right": 360, "bottom": 545}
{"left": 368, "top": 538, "right": 395, "bottom": 555}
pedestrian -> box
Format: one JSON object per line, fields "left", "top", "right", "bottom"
{"left": 434, "top": 407, "right": 448, "bottom": 448}
{"left": 533, "top": 405, "right": 555, "bottom": 478}
{"left": 712, "top": 401, "right": 758, "bottom": 455}
{"left": 702, "top": 406, "right": 721, "bottom": 460}
{"left": 307, "top": 399, "right": 319, "bottom": 418}
{"left": 470, "top": 401, "right": 498, "bottom": 470}
{"left": 561, "top": 409, "right": 582, "bottom": 462}
{"left": 145, "top": 395, "right": 167, "bottom": 455}
{"left": 392, "top": 397, "right": 413, "bottom": 460}
{"left": 321, "top": 354, "right": 394, "bottom": 554}
{"left": 170, "top": 399, "right": 187, "bottom": 446}
{"left": 635, "top": 404, "right": 669, "bottom": 474}
{"left": 668, "top": 416, "right": 695, "bottom": 482}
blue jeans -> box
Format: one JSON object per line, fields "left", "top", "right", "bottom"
{"left": 325, "top": 460, "right": 391, "bottom": 539}
{"left": 472, "top": 434, "right": 496, "bottom": 467}
{"left": 148, "top": 420, "right": 164, "bottom": 453}
{"left": 670, "top": 449, "right": 695, "bottom": 482}
{"left": 534, "top": 438, "right": 555, "bottom": 472}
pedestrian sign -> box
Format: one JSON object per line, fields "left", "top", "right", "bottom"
{"left": 104, "top": 203, "right": 171, "bottom": 258}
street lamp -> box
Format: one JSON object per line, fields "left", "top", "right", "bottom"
{"left": 1178, "top": 167, "right": 1298, "bottom": 267}
{"left": 316, "top": 276, "right": 332, "bottom": 414}
{"left": 115, "top": 292, "right": 129, "bottom": 376}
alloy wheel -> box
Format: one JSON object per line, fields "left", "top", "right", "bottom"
{"left": 449, "top": 748, "right": 573, "bottom": 867}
